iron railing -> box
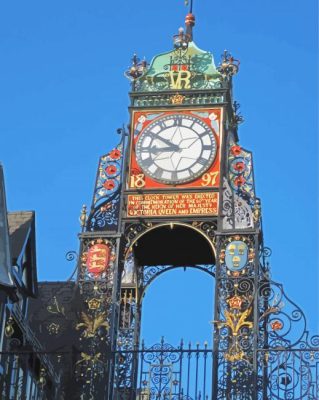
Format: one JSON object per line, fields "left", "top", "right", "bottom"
{"left": 114, "top": 338, "right": 212, "bottom": 400}
{"left": 113, "top": 339, "right": 319, "bottom": 400}
{"left": 0, "top": 345, "right": 318, "bottom": 399}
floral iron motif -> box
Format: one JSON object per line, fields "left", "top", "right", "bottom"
{"left": 46, "top": 322, "right": 60, "bottom": 335}
{"left": 47, "top": 296, "right": 65, "bottom": 316}
{"left": 214, "top": 303, "right": 253, "bottom": 362}
{"left": 76, "top": 312, "right": 109, "bottom": 338}
{"left": 75, "top": 352, "right": 103, "bottom": 366}
{"left": 229, "top": 142, "right": 255, "bottom": 203}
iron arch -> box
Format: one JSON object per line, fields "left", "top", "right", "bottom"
{"left": 140, "top": 264, "right": 215, "bottom": 301}
{"left": 130, "top": 222, "right": 216, "bottom": 265}
{"left": 124, "top": 222, "right": 216, "bottom": 300}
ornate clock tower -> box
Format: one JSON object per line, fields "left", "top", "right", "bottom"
{"left": 71, "top": 10, "right": 318, "bottom": 400}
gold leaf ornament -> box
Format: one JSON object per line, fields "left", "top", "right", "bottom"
{"left": 76, "top": 312, "right": 109, "bottom": 338}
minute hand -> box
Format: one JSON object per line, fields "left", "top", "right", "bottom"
{"left": 144, "top": 145, "right": 179, "bottom": 154}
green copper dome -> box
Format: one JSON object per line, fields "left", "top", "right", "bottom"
{"left": 135, "top": 41, "right": 222, "bottom": 92}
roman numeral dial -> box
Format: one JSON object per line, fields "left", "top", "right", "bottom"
{"left": 135, "top": 113, "right": 217, "bottom": 184}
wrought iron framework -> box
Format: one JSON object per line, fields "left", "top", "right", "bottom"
{"left": 18, "top": 16, "right": 317, "bottom": 400}
{"left": 70, "top": 127, "right": 319, "bottom": 399}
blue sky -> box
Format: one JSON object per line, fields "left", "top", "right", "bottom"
{"left": 0, "top": 0, "right": 318, "bottom": 343}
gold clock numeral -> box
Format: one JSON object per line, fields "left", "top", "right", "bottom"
{"left": 130, "top": 174, "right": 145, "bottom": 188}
{"left": 201, "top": 171, "right": 219, "bottom": 186}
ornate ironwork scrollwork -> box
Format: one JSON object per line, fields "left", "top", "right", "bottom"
{"left": 258, "top": 279, "right": 315, "bottom": 349}
{"left": 86, "top": 134, "right": 125, "bottom": 232}
{"left": 65, "top": 250, "right": 78, "bottom": 262}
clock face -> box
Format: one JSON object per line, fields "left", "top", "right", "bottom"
{"left": 135, "top": 113, "right": 217, "bottom": 184}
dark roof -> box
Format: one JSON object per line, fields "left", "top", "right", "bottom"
{"left": 0, "top": 165, "right": 15, "bottom": 288}
{"left": 7, "top": 210, "right": 38, "bottom": 297}
{"left": 8, "top": 211, "right": 34, "bottom": 262}
{"left": 28, "top": 281, "right": 79, "bottom": 351}
{"left": 28, "top": 281, "right": 81, "bottom": 393}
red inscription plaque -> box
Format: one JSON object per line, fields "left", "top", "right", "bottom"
{"left": 127, "top": 192, "right": 219, "bottom": 218}
{"left": 86, "top": 244, "right": 110, "bottom": 276}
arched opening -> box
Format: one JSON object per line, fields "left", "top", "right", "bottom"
{"left": 115, "top": 223, "right": 216, "bottom": 398}
{"left": 133, "top": 223, "right": 215, "bottom": 266}
{"left": 129, "top": 224, "right": 216, "bottom": 341}
{"left": 140, "top": 268, "right": 214, "bottom": 345}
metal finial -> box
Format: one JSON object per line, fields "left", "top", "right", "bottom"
{"left": 185, "top": 0, "right": 194, "bottom": 14}
{"left": 5, "top": 316, "right": 14, "bottom": 337}
{"left": 173, "top": 26, "right": 190, "bottom": 49}
{"left": 217, "top": 50, "right": 240, "bottom": 79}
{"left": 124, "top": 54, "right": 148, "bottom": 81}
{"left": 79, "top": 204, "right": 87, "bottom": 231}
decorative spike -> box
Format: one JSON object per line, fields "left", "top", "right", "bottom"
{"left": 79, "top": 205, "right": 87, "bottom": 231}
{"left": 173, "top": 26, "right": 190, "bottom": 49}
{"left": 124, "top": 53, "right": 148, "bottom": 81}
{"left": 185, "top": 13, "right": 195, "bottom": 41}
{"left": 217, "top": 50, "right": 240, "bottom": 78}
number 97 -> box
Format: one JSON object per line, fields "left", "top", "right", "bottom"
{"left": 201, "top": 171, "right": 219, "bottom": 186}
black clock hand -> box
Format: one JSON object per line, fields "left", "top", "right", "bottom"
{"left": 141, "top": 145, "right": 179, "bottom": 154}
{"left": 155, "top": 136, "right": 179, "bottom": 148}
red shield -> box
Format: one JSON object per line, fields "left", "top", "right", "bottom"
{"left": 86, "top": 244, "right": 110, "bottom": 276}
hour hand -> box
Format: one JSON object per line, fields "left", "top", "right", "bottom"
{"left": 156, "top": 136, "right": 178, "bottom": 148}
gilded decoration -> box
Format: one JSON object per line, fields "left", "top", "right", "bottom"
{"left": 76, "top": 312, "right": 109, "bottom": 338}
{"left": 227, "top": 295, "right": 243, "bottom": 310}
{"left": 47, "top": 322, "right": 60, "bottom": 335}
{"left": 87, "top": 298, "right": 101, "bottom": 310}
{"left": 213, "top": 299, "right": 253, "bottom": 362}
{"left": 252, "top": 198, "right": 261, "bottom": 223}
{"left": 130, "top": 41, "right": 222, "bottom": 92}
{"left": 81, "top": 238, "right": 116, "bottom": 280}
{"left": 39, "top": 368, "right": 47, "bottom": 388}
{"left": 79, "top": 204, "right": 87, "bottom": 229}
{"left": 4, "top": 317, "right": 14, "bottom": 338}
{"left": 132, "top": 91, "right": 225, "bottom": 107}
{"left": 170, "top": 93, "right": 185, "bottom": 104}
{"left": 75, "top": 352, "right": 103, "bottom": 366}
{"left": 47, "top": 296, "right": 65, "bottom": 316}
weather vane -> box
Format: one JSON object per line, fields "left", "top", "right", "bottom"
{"left": 184, "top": 0, "right": 194, "bottom": 14}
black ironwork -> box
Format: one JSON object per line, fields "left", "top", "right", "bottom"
{"left": 142, "top": 264, "right": 215, "bottom": 289}
{"left": 86, "top": 131, "right": 126, "bottom": 233}
{"left": 112, "top": 335, "right": 319, "bottom": 400}
{"left": 114, "top": 338, "right": 213, "bottom": 400}
{"left": 1, "top": 340, "right": 317, "bottom": 400}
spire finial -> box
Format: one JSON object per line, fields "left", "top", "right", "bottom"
{"left": 185, "top": 0, "right": 194, "bottom": 14}
{"left": 184, "top": 0, "right": 195, "bottom": 41}
{"left": 173, "top": 0, "right": 195, "bottom": 48}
